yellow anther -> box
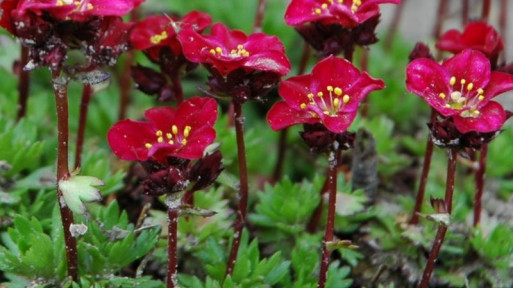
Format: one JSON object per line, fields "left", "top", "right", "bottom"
{"left": 86, "top": 3, "right": 93, "bottom": 9}
{"left": 338, "top": 0, "right": 343, "bottom": 3}
{"left": 215, "top": 47, "right": 222, "bottom": 53}
{"left": 157, "top": 137, "right": 164, "bottom": 143}
{"left": 243, "top": 51, "right": 250, "bottom": 57}
{"left": 439, "top": 92, "right": 446, "bottom": 99}
{"left": 466, "top": 83, "right": 474, "bottom": 91}
{"left": 150, "top": 31, "right": 168, "bottom": 45}
{"left": 145, "top": 143, "right": 152, "bottom": 149}
{"left": 472, "top": 110, "right": 480, "bottom": 116}
{"left": 314, "top": 8, "right": 322, "bottom": 14}
{"left": 230, "top": 49, "right": 237, "bottom": 54}
{"left": 237, "top": 44, "right": 243, "bottom": 50}
{"left": 321, "top": 3, "right": 328, "bottom": 9}
{"left": 450, "top": 76, "right": 456, "bottom": 86}
{"left": 156, "top": 130, "right": 163, "bottom": 136}
{"left": 172, "top": 125, "right": 178, "bottom": 134}
{"left": 317, "top": 92, "right": 324, "bottom": 97}
{"left": 334, "top": 87, "right": 342, "bottom": 96}
{"left": 333, "top": 98, "right": 340, "bottom": 107}
{"left": 184, "top": 126, "right": 192, "bottom": 138}
{"left": 460, "top": 79, "right": 466, "bottom": 85}
{"left": 354, "top": 0, "right": 362, "bottom": 5}
{"left": 300, "top": 103, "right": 307, "bottom": 109}
{"left": 168, "top": 140, "right": 174, "bottom": 145}
{"left": 323, "top": 111, "right": 330, "bottom": 115}
{"left": 478, "top": 95, "right": 485, "bottom": 101}
{"left": 477, "top": 88, "right": 484, "bottom": 95}
{"left": 307, "top": 93, "right": 314, "bottom": 99}
{"left": 327, "top": 85, "right": 334, "bottom": 92}
{"left": 209, "top": 49, "right": 216, "bottom": 55}
{"left": 181, "top": 139, "right": 187, "bottom": 145}
{"left": 343, "top": 94, "right": 350, "bottom": 103}
{"left": 166, "top": 133, "right": 172, "bottom": 139}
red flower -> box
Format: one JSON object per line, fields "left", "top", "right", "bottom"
{"left": 267, "top": 56, "right": 384, "bottom": 133}
{"left": 285, "top": 0, "right": 399, "bottom": 28}
{"left": 177, "top": 22, "right": 290, "bottom": 76}
{"left": 107, "top": 97, "right": 218, "bottom": 163}
{"left": 436, "top": 21, "right": 503, "bottom": 64}
{"left": 406, "top": 49, "right": 513, "bottom": 133}
{"left": 129, "top": 11, "right": 212, "bottom": 62}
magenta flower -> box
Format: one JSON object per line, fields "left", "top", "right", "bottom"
{"left": 130, "top": 11, "right": 212, "bottom": 62}
{"left": 406, "top": 49, "right": 513, "bottom": 133}
{"left": 436, "top": 21, "right": 504, "bottom": 65}
{"left": 178, "top": 22, "right": 290, "bottom": 76}
{"left": 285, "top": 0, "right": 399, "bottom": 28}
{"left": 267, "top": 56, "right": 384, "bottom": 133}
{"left": 107, "top": 97, "right": 218, "bottom": 163}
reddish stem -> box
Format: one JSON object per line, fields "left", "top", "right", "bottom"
{"left": 473, "top": 143, "right": 488, "bottom": 226}
{"left": 433, "top": 0, "right": 449, "bottom": 40}
{"left": 52, "top": 72, "right": 78, "bottom": 282}
{"left": 270, "top": 43, "right": 310, "bottom": 184}
{"left": 253, "top": 0, "right": 267, "bottom": 33}
{"left": 225, "top": 101, "right": 249, "bottom": 276}
{"left": 167, "top": 209, "right": 178, "bottom": 288}
{"left": 482, "top": 0, "right": 491, "bottom": 21}
{"left": 74, "top": 84, "right": 93, "bottom": 169}
{"left": 118, "top": 50, "right": 133, "bottom": 120}
{"left": 16, "top": 46, "right": 31, "bottom": 122}
{"left": 419, "top": 148, "right": 457, "bottom": 288}
{"left": 171, "top": 75, "right": 184, "bottom": 105}
{"left": 383, "top": 0, "right": 407, "bottom": 51}
{"left": 360, "top": 49, "right": 369, "bottom": 118}
{"left": 318, "top": 151, "right": 338, "bottom": 288}
{"left": 462, "top": 0, "right": 469, "bottom": 26}
{"left": 499, "top": 0, "right": 507, "bottom": 63}
{"left": 410, "top": 110, "right": 437, "bottom": 224}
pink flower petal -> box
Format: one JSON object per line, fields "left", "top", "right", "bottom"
{"left": 453, "top": 101, "right": 506, "bottom": 133}
{"left": 267, "top": 101, "right": 317, "bottom": 131}
{"left": 442, "top": 49, "right": 491, "bottom": 91}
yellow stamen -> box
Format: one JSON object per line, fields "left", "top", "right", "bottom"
{"left": 307, "top": 93, "right": 314, "bottom": 99}
{"left": 321, "top": 3, "right": 328, "bottom": 9}
{"left": 466, "top": 83, "right": 474, "bottom": 91}
{"left": 150, "top": 31, "right": 169, "bottom": 45}
{"left": 184, "top": 126, "right": 192, "bottom": 138}
{"left": 181, "top": 139, "right": 187, "bottom": 145}
{"left": 343, "top": 94, "right": 350, "bottom": 103}
{"left": 209, "top": 49, "right": 216, "bottom": 55}
{"left": 300, "top": 103, "right": 307, "bottom": 109}
{"left": 477, "top": 88, "right": 484, "bottom": 95}
{"left": 478, "top": 95, "right": 485, "bottom": 101}
{"left": 166, "top": 133, "right": 172, "bottom": 139}
{"left": 317, "top": 92, "right": 323, "bottom": 97}
{"left": 450, "top": 76, "right": 456, "bottom": 86}
{"left": 215, "top": 47, "right": 222, "bottom": 53}
{"left": 472, "top": 110, "right": 480, "bottom": 116}
{"left": 86, "top": 3, "right": 93, "bottom": 9}
{"left": 314, "top": 8, "right": 322, "bottom": 14}
{"left": 157, "top": 137, "right": 163, "bottom": 143}
{"left": 460, "top": 78, "right": 466, "bottom": 85}
{"left": 333, "top": 98, "right": 340, "bottom": 107}
{"left": 327, "top": 86, "right": 333, "bottom": 92}
{"left": 156, "top": 130, "right": 163, "bottom": 136}
{"left": 439, "top": 92, "right": 446, "bottom": 99}
{"left": 334, "top": 87, "right": 342, "bottom": 96}
{"left": 168, "top": 140, "right": 174, "bottom": 145}
{"left": 172, "top": 125, "right": 178, "bottom": 135}
{"left": 145, "top": 143, "right": 152, "bottom": 149}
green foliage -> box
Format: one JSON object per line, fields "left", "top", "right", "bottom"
{"left": 470, "top": 224, "right": 513, "bottom": 269}
{"left": 0, "top": 118, "right": 45, "bottom": 177}
{"left": 79, "top": 150, "right": 125, "bottom": 196}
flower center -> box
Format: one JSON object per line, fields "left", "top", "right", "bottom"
{"left": 57, "top": 0, "right": 94, "bottom": 11}
{"left": 300, "top": 85, "right": 350, "bottom": 117}
{"left": 150, "top": 31, "right": 169, "bottom": 45}
{"left": 313, "top": 0, "right": 362, "bottom": 15}
{"left": 144, "top": 125, "right": 192, "bottom": 149}
{"left": 439, "top": 75, "right": 484, "bottom": 118}
{"left": 209, "top": 44, "right": 250, "bottom": 58}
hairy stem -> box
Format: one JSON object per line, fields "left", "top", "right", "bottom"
{"left": 52, "top": 72, "right": 78, "bottom": 282}
{"left": 16, "top": 46, "right": 31, "bottom": 122}
{"left": 383, "top": 0, "right": 407, "bottom": 50}
{"left": 171, "top": 75, "right": 184, "bottom": 105}
{"left": 74, "top": 84, "right": 93, "bottom": 169}
{"left": 167, "top": 209, "right": 178, "bottom": 288}
{"left": 118, "top": 51, "right": 133, "bottom": 120}
{"left": 318, "top": 151, "right": 338, "bottom": 288}
{"left": 482, "top": 0, "right": 491, "bottom": 21}
{"left": 473, "top": 144, "right": 488, "bottom": 226}
{"left": 432, "top": 0, "right": 449, "bottom": 40}
{"left": 419, "top": 148, "right": 457, "bottom": 287}
{"left": 271, "top": 43, "right": 310, "bottom": 184}
{"left": 253, "top": 0, "right": 267, "bottom": 33}
{"left": 226, "top": 101, "right": 249, "bottom": 276}
{"left": 410, "top": 109, "right": 437, "bottom": 225}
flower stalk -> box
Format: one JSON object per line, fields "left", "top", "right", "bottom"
{"left": 16, "top": 46, "right": 30, "bottom": 122}
{"left": 473, "top": 143, "right": 488, "bottom": 226}
{"left": 167, "top": 208, "right": 179, "bottom": 288}
{"left": 74, "top": 84, "right": 93, "bottom": 168}
{"left": 226, "top": 101, "right": 249, "bottom": 276}
{"left": 253, "top": 0, "right": 267, "bottom": 33}
{"left": 482, "top": 0, "right": 491, "bottom": 21}
{"left": 419, "top": 148, "right": 457, "bottom": 288}
{"left": 318, "top": 150, "right": 338, "bottom": 288}
{"left": 52, "top": 71, "right": 79, "bottom": 282}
